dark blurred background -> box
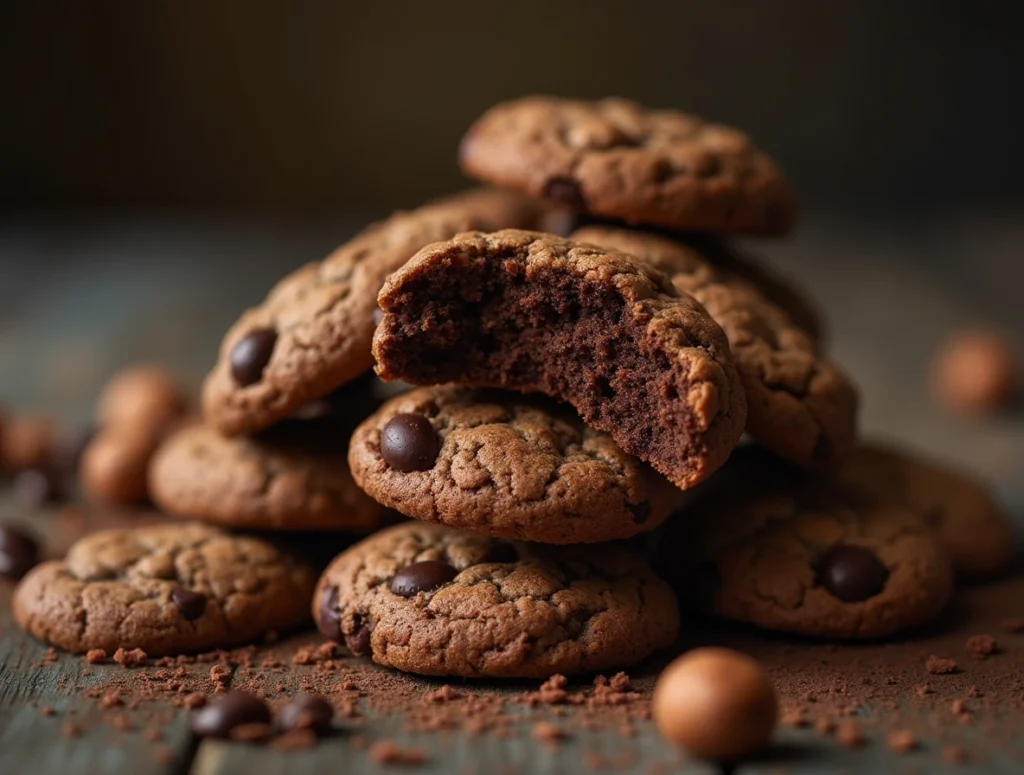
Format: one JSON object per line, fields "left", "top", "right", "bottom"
{"left": 2, "top": 0, "right": 1022, "bottom": 216}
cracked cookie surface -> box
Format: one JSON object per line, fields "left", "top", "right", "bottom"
{"left": 460, "top": 96, "right": 797, "bottom": 235}
{"left": 373, "top": 229, "right": 747, "bottom": 491}
{"left": 150, "top": 419, "right": 391, "bottom": 532}
{"left": 663, "top": 447, "right": 953, "bottom": 639}
{"left": 203, "top": 188, "right": 544, "bottom": 436}
{"left": 349, "top": 386, "right": 681, "bottom": 543}
{"left": 314, "top": 522, "right": 679, "bottom": 677}
{"left": 13, "top": 522, "right": 318, "bottom": 654}
{"left": 838, "top": 442, "right": 1016, "bottom": 580}
{"left": 572, "top": 227, "right": 857, "bottom": 469}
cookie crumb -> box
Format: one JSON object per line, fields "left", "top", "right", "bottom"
{"left": 781, "top": 708, "right": 809, "bottom": 727}
{"left": 609, "top": 672, "right": 631, "bottom": 692}
{"left": 925, "top": 656, "right": 958, "bottom": 674}
{"left": 40, "top": 705, "right": 56, "bottom": 717}
{"left": 966, "top": 634, "right": 998, "bottom": 659}
{"left": 915, "top": 684, "right": 933, "bottom": 696}
{"left": 943, "top": 745, "right": 969, "bottom": 764}
{"left": 100, "top": 689, "right": 123, "bottom": 709}
{"left": 85, "top": 649, "right": 108, "bottom": 665}
{"left": 887, "top": 730, "right": 918, "bottom": 753}
{"left": 1001, "top": 617, "right": 1024, "bottom": 633}
{"left": 951, "top": 699, "right": 969, "bottom": 716}
{"left": 210, "top": 665, "right": 231, "bottom": 684}
{"left": 369, "top": 741, "right": 428, "bottom": 765}
{"left": 423, "top": 685, "right": 461, "bottom": 703}
{"left": 113, "top": 647, "right": 148, "bottom": 668}
{"left": 183, "top": 693, "right": 207, "bottom": 710}
{"left": 836, "top": 722, "right": 864, "bottom": 748}
{"left": 532, "top": 721, "right": 567, "bottom": 743}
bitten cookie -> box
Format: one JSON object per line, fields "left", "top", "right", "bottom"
{"left": 666, "top": 448, "right": 954, "bottom": 640}
{"left": 349, "top": 386, "right": 680, "bottom": 543}
{"left": 839, "top": 443, "right": 1016, "bottom": 580}
{"left": 460, "top": 96, "right": 797, "bottom": 235}
{"left": 373, "top": 229, "right": 747, "bottom": 491}
{"left": 572, "top": 227, "right": 857, "bottom": 469}
{"left": 203, "top": 188, "right": 544, "bottom": 436}
{"left": 13, "top": 523, "right": 317, "bottom": 655}
{"left": 313, "top": 522, "right": 679, "bottom": 677}
{"left": 150, "top": 420, "right": 391, "bottom": 532}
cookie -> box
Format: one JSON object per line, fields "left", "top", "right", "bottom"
{"left": 839, "top": 443, "right": 1016, "bottom": 580}
{"left": 348, "top": 386, "right": 680, "bottom": 543}
{"left": 460, "top": 96, "right": 797, "bottom": 235}
{"left": 202, "top": 188, "right": 544, "bottom": 437}
{"left": 313, "top": 521, "right": 679, "bottom": 677}
{"left": 666, "top": 448, "right": 953, "bottom": 639}
{"left": 13, "top": 522, "right": 318, "bottom": 655}
{"left": 150, "top": 420, "right": 391, "bottom": 532}
{"left": 373, "top": 229, "right": 747, "bottom": 491}
{"left": 572, "top": 226, "right": 857, "bottom": 469}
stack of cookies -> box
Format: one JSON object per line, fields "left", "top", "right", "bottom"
{"left": 12, "top": 96, "right": 1016, "bottom": 677}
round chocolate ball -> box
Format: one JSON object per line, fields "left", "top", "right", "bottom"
{"left": 815, "top": 544, "right": 888, "bottom": 603}
{"left": 379, "top": 413, "right": 438, "bottom": 472}
{"left": 932, "top": 329, "right": 1019, "bottom": 415}
{"left": 96, "top": 364, "right": 187, "bottom": 433}
{"left": 653, "top": 647, "right": 777, "bottom": 762}
{"left": 390, "top": 560, "right": 458, "bottom": 597}
{"left": 191, "top": 690, "right": 270, "bottom": 738}
{"left": 275, "top": 694, "right": 334, "bottom": 734}
{"left": 230, "top": 328, "right": 278, "bottom": 387}
{"left": 80, "top": 428, "right": 156, "bottom": 504}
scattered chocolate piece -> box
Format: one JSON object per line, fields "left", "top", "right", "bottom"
{"left": 652, "top": 647, "right": 777, "bottom": 762}
{"left": 379, "top": 413, "right": 439, "bottom": 472}
{"left": 230, "top": 328, "right": 278, "bottom": 387}
{"left": 887, "top": 730, "right": 918, "bottom": 753}
{"left": 276, "top": 694, "right": 334, "bottom": 735}
{"left": 85, "top": 649, "right": 108, "bottom": 665}
{"left": 966, "top": 634, "right": 998, "bottom": 659}
{"left": 369, "top": 741, "right": 428, "bottom": 765}
{"left": 0, "top": 525, "right": 40, "bottom": 580}
{"left": 191, "top": 691, "right": 271, "bottom": 739}
{"left": 113, "top": 648, "right": 148, "bottom": 668}
{"left": 390, "top": 560, "right": 459, "bottom": 597}
{"left": 926, "top": 656, "right": 959, "bottom": 675}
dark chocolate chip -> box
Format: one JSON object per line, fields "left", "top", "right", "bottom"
{"left": 345, "top": 615, "right": 372, "bottom": 656}
{"left": 543, "top": 177, "right": 588, "bottom": 211}
{"left": 171, "top": 586, "right": 207, "bottom": 621}
{"left": 275, "top": 694, "right": 334, "bottom": 734}
{"left": 0, "top": 526, "right": 40, "bottom": 579}
{"left": 812, "top": 434, "right": 835, "bottom": 463}
{"left": 230, "top": 328, "right": 278, "bottom": 387}
{"left": 628, "top": 500, "right": 652, "bottom": 524}
{"left": 317, "top": 585, "right": 342, "bottom": 641}
{"left": 380, "top": 414, "right": 438, "bottom": 472}
{"left": 816, "top": 544, "right": 889, "bottom": 603}
{"left": 482, "top": 542, "right": 518, "bottom": 564}
{"left": 190, "top": 690, "right": 271, "bottom": 738}
{"left": 390, "top": 560, "right": 459, "bottom": 598}
{"left": 13, "top": 468, "right": 64, "bottom": 509}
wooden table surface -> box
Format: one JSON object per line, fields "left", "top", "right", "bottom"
{"left": 1, "top": 210, "right": 1023, "bottom": 774}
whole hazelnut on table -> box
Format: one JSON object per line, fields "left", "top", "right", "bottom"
{"left": 80, "top": 428, "right": 159, "bottom": 504}
{"left": 653, "top": 647, "right": 778, "bottom": 763}
{"left": 1, "top": 414, "right": 56, "bottom": 473}
{"left": 932, "top": 329, "right": 1018, "bottom": 415}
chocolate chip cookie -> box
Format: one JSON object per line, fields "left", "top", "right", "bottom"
{"left": 839, "top": 443, "right": 1016, "bottom": 580}
{"left": 150, "top": 420, "right": 391, "bottom": 532}
{"left": 348, "top": 386, "right": 680, "bottom": 543}
{"left": 666, "top": 448, "right": 954, "bottom": 639}
{"left": 13, "top": 522, "right": 318, "bottom": 654}
{"left": 313, "top": 522, "right": 679, "bottom": 677}
{"left": 572, "top": 227, "right": 857, "bottom": 469}
{"left": 460, "top": 96, "right": 797, "bottom": 235}
{"left": 373, "top": 229, "right": 747, "bottom": 491}
{"left": 203, "top": 188, "right": 544, "bottom": 436}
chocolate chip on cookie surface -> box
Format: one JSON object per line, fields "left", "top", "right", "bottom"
{"left": 13, "top": 522, "right": 317, "bottom": 654}
{"left": 373, "top": 229, "right": 747, "bottom": 491}
{"left": 202, "top": 188, "right": 545, "bottom": 436}
{"left": 349, "top": 386, "right": 680, "bottom": 543}
{"left": 313, "top": 522, "right": 679, "bottom": 677}
{"left": 838, "top": 443, "right": 1016, "bottom": 581}
{"left": 572, "top": 226, "right": 858, "bottom": 469}
{"left": 665, "top": 447, "right": 953, "bottom": 640}
{"left": 460, "top": 96, "right": 797, "bottom": 235}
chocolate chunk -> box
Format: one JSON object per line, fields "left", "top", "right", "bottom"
{"left": 13, "top": 468, "right": 64, "bottom": 508}
{"left": 379, "top": 414, "right": 438, "bottom": 472}
{"left": 230, "top": 328, "right": 278, "bottom": 387}
{"left": 190, "top": 690, "right": 271, "bottom": 738}
{"left": 345, "top": 615, "right": 372, "bottom": 656}
{"left": 544, "top": 178, "right": 587, "bottom": 211}
{"left": 317, "top": 586, "right": 341, "bottom": 641}
{"left": 0, "top": 526, "right": 40, "bottom": 579}
{"left": 171, "top": 586, "right": 207, "bottom": 621}
{"left": 390, "top": 560, "right": 459, "bottom": 598}
{"left": 275, "top": 694, "right": 334, "bottom": 734}
{"left": 816, "top": 544, "right": 889, "bottom": 602}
